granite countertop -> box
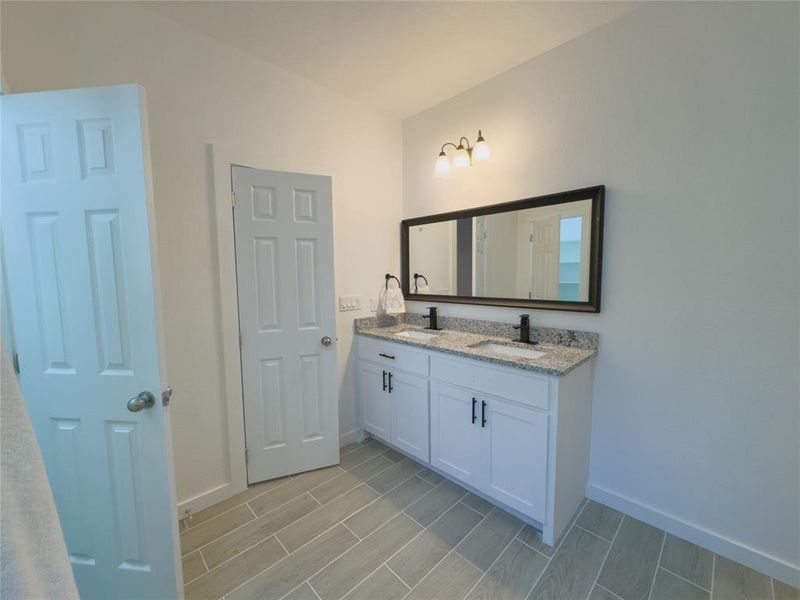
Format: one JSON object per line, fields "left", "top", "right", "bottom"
{"left": 356, "top": 322, "right": 597, "bottom": 376}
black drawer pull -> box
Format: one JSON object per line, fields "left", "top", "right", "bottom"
{"left": 378, "top": 353, "right": 395, "bottom": 360}
{"left": 388, "top": 372, "right": 393, "bottom": 393}
{"left": 382, "top": 370, "right": 387, "bottom": 391}
{"left": 481, "top": 400, "right": 487, "bottom": 427}
{"left": 471, "top": 398, "right": 477, "bottom": 424}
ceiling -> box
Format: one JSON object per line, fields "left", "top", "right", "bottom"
{"left": 144, "top": 1, "right": 640, "bottom": 118}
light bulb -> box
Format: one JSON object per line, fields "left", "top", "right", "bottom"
{"left": 472, "top": 130, "right": 490, "bottom": 161}
{"left": 434, "top": 151, "right": 451, "bottom": 177}
{"left": 452, "top": 145, "right": 470, "bottom": 169}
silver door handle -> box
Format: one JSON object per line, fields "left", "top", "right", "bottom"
{"left": 127, "top": 391, "right": 156, "bottom": 412}
{"left": 321, "top": 336, "right": 332, "bottom": 347}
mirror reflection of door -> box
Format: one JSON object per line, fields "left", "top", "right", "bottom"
{"left": 408, "top": 221, "right": 457, "bottom": 294}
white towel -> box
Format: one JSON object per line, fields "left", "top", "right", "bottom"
{"left": 379, "top": 280, "right": 405, "bottom": 315}
{"left": 415, "top": 284, "right": 430, "bottom": 294}
{"left": 1, "top": 346, "right": 79, "bottom": 600}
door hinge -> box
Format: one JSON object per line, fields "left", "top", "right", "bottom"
{"left": 231, "top": 190, "right": 236, "bottom": 207}
{"left": 245, "top": 448, "right": 249, "bottom": 463}
{"left": 12, "top": 352, "right": 20, "bottom": 374}
{"left": 162, "top": 386, "right": 173, "bottom": 407}
{"left": 239, "top": 333, "right": 242, "bottom": 349}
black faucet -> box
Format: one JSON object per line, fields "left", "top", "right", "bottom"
{"left": 513, "top": 314, "right": 535, "bottom": 344}
{"left": 423, "top": 306, "right": 440, "bottom": 330}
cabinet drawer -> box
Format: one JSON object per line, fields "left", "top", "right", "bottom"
{"left": 430, "top": 353, "right": 549, "bottom": 411}
{"left": 358, "top": 336, "right": 429, "bottom": 376}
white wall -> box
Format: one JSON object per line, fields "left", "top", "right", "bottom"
{"left": 403, "top": 2, "right": 799, "bottom": 584}
{"left": 1, "top": 2, "right": 402, "bottom": 512}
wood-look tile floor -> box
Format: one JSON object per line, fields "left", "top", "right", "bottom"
{"left": 180, "top": 438, "right": 798, "bottom": 600}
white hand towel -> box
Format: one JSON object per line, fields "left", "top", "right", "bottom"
{"left": 379, "top": 281, "right": 405, "bottom": 314}
{"left": 415, "top": 284, "right": 430, "bottom": 294}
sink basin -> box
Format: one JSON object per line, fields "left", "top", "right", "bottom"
{"left": 477, "top": 342, "right": 545, "bottom": 360}
{"left": 395, "top": 329, "right": 440, "bottom": 341}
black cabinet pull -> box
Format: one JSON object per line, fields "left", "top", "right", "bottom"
{"left": 382, "top": 370, "right": 387, "bottom": 391}
{"left": 378, "top": 353, "right": 395, "bottom": 360}
{"left": 481, "top": 400, "right": 487, "bottom": 427}
{"left": 471, "top": 398, "right": 477, "bottom": 424}
{"left": 387, "top": 372, "right": 393, "bottom": 393}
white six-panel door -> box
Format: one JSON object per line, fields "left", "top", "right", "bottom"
{"left": 1, "top": 85, "right": 180, "bottom": 599}
{"left": 232, "top": 167, "right": 338, "bottom": 484}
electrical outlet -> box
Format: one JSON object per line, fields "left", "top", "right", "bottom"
{"left": 338, "top": 295, "right": 362, "bottom": 312}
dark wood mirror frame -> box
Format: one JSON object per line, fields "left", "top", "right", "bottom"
{"left": 401, "top": 185, "right": 605, "bottom": 313}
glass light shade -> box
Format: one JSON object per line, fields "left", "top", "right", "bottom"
{"left": 434, "top": 152, "right": 451, "bottom": 177}
{"left": 452, "top": 146, "right": 471, "bottom": 169}
{"left": 472, "top": 139, "right": 490, "bottom": 161}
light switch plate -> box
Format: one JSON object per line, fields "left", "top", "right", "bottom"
{"left": 339, "top": 295, "right": 362, "bottom": 312}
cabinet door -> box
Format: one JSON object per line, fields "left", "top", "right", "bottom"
{"left": 483, "top": 396, "right": 548, "bottom": 522}
{"left": 358, "top": 360, "right": 390, "bottom": 438}
{"left": 390, "top": 371, "right": 429, "bottom": 462}
{"left": 430, "top": 382, "right": 483, "bottom": 488}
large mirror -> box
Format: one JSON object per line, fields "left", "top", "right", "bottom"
{"left": 401, "top": 186, "right": 604, "bottom": 312}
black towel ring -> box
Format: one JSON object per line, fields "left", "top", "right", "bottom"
{"left": 385, "top": 274, "right": 401, "bottom": 290}
{"left": 413, "top": 273, "right": 428, "bottom": 293}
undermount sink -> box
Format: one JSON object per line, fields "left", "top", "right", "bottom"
{"left": 477, "top": 342, "right": 545, "bottom": 360}
{"left": 395, "top": 329, "right": 440, "bottom": 341}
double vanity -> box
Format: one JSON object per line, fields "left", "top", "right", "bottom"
{"left": 355, "top": 315, "right": 598, "bottom": 546}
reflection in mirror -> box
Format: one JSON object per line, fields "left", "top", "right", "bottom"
{"left": 403, "top": 186, "right": 603, "bottom": 311}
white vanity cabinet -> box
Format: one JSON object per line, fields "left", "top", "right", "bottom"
{"left": 357, "top": 334, "right": 593, "bottom": 546}
{"left": 358, "top": 336, "right": 430, "bottom": 462}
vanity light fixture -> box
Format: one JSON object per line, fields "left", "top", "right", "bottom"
{"left": 434, "top": 130, "right": 490, "bottom": 177}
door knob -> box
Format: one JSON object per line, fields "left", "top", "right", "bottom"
{"left": 321, "top": 336, "right": 332, "bottom": 346}
{"left": 127, "top": 391, "right": 156, "bottom": 412}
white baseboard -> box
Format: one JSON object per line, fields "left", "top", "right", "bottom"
{"left": 340, "top": 427, "right": 366, "bottom": 447}
{"left": 587, "top": 483, "right": 800, "bottom": 588}
{"left": 176, "top": 480, "right": 244, "bottom": 520}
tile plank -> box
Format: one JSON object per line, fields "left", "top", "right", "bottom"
{"left": 310, "top": 455, "right": 394, "bottom": 504}
{"left": 184, "top": 477, "right": 290, "bottom": 529}
{"left": 774, "top": 580, "right": 800, "bottom": 600}
{"left": 345, "top": 475, "right": 432, "bottom": 538}
{"left": 465, "top": 539, "right": 548, "bottom": 600}
{"left": 405, "top": 479, "right": 465, "bottom": 527}
{"left": 456, "top": 508, "right": 524, "bottom": 571}
{"left": 203, "top": 493, "right": 320, "bottom": 568}
{"left": 389, "top": 502, "right": 483, "bottom": 587}
{"left": 340, "top": 565, "right": 409, "bottom": 600}
{"left": 529, "top": 526, "right": 609, "bottom": 600}
{"left": 660, "top": 534, "right": 713, "bottom": 591}
{"left": 339, "top": 440, "right": 389, "bottom": 470}
{"left": 517, "top": 525, "right": 554, "bottom": 558}
{"left": 184, "top": 536, "right": 286, "bottom": 600}
{"left": 366, "top": 457, "right": 424, "bottom": 494}
{"left": 461, "top": 492, "right": 494, "bottom": 515}
{"left": 227, "top": 525, "right": 358, "bottom": 600}
{"left": 249, "top": 466, "right": 343, "bottom": 516}
{"left": 589, "top": 586, "right": 623, "bottom": 600}
{"left": 417, "top": 468, "right": 445, "bottom": 485}
{"left": 404, "top": 553, "right": 483, "bottom": 600}
{"left": 576, "top": 501, "right": 624, "bottom": 541}
{"left": 277, "top": 484, "right": 379, "bottom": 552}
{"left": 180, "top": 504, "right": 255, "bottom": 555}
{"left": 310, "top": 514, "right": 422, "bottom": 600}
{"left": 382, "top": 448, "right": 406, "bottom": 463}
{"left": 651, "top": 568, "right": 708, "bottom": 600}
{"left": 181, "top": 550, "right": 207, "bottom": 583}
{"left": 597, "top": 517, "right": 663, "bottom": 600}
{"left": 712, "top": 556, "right": 772, "bottom": 600}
